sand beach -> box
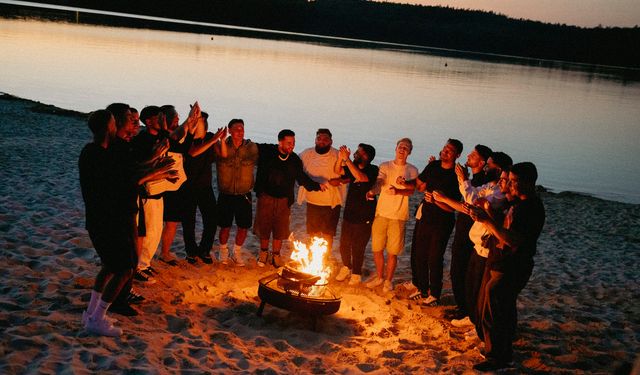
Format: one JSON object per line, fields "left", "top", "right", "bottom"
{"left": 0, "top": 94, "right": 638, "bottom": 374}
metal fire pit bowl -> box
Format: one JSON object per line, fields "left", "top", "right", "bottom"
{"left": 257, "top": 271, "right": 341, "bottom": 330}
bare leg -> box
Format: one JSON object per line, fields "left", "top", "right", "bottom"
{"left": 101, "top": 269, "right": 134, "bottom": 302}
{"left": 219, "top": 227, "right": 231, "bottom": 247}
{"left": 160, "top": 221, "right": 178, "bottom": 259}
{"left": 94, "top": 267, "right": 112, "bottom": 292}
{"left": 272, "top": 239, "right": 282, "bottom": 254}
{"left": 385, "top": 254, "right": 398, "bottom": 282}
{"left": 373, "top": 251, "right": 385, "bottom": 279}
{"left": 235, "top": 228, "right": 248, "bottom": 246}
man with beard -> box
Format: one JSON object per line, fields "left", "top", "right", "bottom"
{"left": 297, "top": 129, "right": 347, "bottom": 253}
{"left": 254, "top": 129, "right": 328, "bottom": 267}
{"left": 399, "top": 139, "right": 463, "bottom": 306}
{"left": 468, "top": 162, "right": 545, "bottom": 371}
{"left": 333, "top": 144, "right": 378, "bottom": 285}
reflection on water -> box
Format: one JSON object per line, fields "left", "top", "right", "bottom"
{"left": 1, "top": 19, "right": 639, "bottom": 203}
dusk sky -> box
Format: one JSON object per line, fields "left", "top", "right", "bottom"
{"left": 387, "top": 0, "right": 640, "bottom": 27}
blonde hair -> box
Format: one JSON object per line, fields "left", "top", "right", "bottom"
{"left": 396, "top": 137, "right": 413, "bottom": 152}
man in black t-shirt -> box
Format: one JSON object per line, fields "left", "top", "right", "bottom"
{"left": 400, "top": 139, "right": 463, "bottom": 306}
{"left": 333, "top": 144, "right": 379, "bottom": 285}
{"left": 468, "top": 162, "right": 545, "bottom": 372}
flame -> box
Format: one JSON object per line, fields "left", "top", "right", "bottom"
{"left": 289, "top": 236, "right": 331, "bottom": 285}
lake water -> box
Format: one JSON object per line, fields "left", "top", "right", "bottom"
{"left": 1, "top": 19, "right": 639, "bottom": 203}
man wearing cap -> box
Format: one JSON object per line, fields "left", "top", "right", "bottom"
{"left": 297, "top": 128, "right": 347, "bottom": 254}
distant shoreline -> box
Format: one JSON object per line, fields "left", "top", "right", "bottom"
{"left": 1, "top": 0, "right": 639, "bottom": 80}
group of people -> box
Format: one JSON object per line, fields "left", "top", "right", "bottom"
{"left": 79, "top": 103, "right": 545, "bottom": 371}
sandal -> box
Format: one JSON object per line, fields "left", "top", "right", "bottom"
{"left": 159, "top": 257, "right": 178, "bottom": 266}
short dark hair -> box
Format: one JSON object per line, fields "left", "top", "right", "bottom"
{"left": 228, "top": 118, "right": 244, "bottom": 128}
{"left": 105, "top": 103, "right": 130, "bottom": 130}
{"left": 278, "top": 129, "right": 295, "bottom": 140}
{"left": 511, "top": 162, "right": 538, "bottom": 185}
{"left": 316, "top": 128, "right": 332, "bottom": 138}
{"left": 447, "top": 138, "right": 463, "bottom": 155}
{"left": 491, "top": 152, "right": 513, "bottom": 171}
{"left": 359, "top": 143, "right": 376, "bottom": 162}
{"left": 475, "top": 144, "right": 493, "bottom": 162}
{"left": 88, "top": 109, "right": 112, "bottom": 139}
{"left": 160, "top": 105, "right": 178, "bottom": 125}
{"left": 130, "top": 107, "right": 138, "bottom": 114}
{"left": 140, "top": 105, "right": 161, "bottom": 125}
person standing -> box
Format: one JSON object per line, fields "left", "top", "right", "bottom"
{"left": 254, "top": 129, "right": 327, "bottom": 267}
{"left": 333, "top": 144, "right": 378, "bottom": 285}
{"left": 181, "top": 112, "right": 226, "bottom": 264}
{"left": 401, "top": 139, "right": 463, "bottom": 306}
{"left": 469, "top": 162, "right": 545, "bottom": 371}
{"left": 365, "top": 138, "right": 418, "bottom": 292}
{"left": 297, "top": 129, "right": 347, "bottom": 253}
{"left": 214, "top": 119, "right": 258, "bottom": 266}
{"left": 448, "top": 144, "right": 492, "bottom": 319}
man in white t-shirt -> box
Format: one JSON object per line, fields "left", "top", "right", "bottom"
{"left": 365, "top": 138, "right": 419, "bottom": 292}
{"left": 298, "top": 129, "right": 347, "bottom": 252}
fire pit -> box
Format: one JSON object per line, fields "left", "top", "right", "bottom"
{"left": 256, "top": 237, "right": 342, "bottom": 329}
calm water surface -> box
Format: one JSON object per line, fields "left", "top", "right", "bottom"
{"left": 1, "top": 19, "right": 639, "bottom": 203}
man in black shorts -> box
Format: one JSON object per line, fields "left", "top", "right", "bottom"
{"left": 254, "top": 129, "right": 327, "bottom": 267}
{"left": 215, "top": 119, "right": 258, "bottom": 266}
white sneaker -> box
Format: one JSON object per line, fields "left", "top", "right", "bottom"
{"left": 219, "top": 246, "right": 229, "bottom": 265}
{"left": 85, "top": 315, "right": 122, "bottom": 337}
{"left": 230, "top": 248, "right": 245, "bottom": 267}
{"left": 257, "top": 251, "right": 268, "bottom": 267}
{"left": 366, "top": 276, "right": 383, "bottom": 289}
{"left": 82, "top": 310, "right": 116, "bottom": 326}
{"left": 383, "top": 280, "right": 394, "bottom": 292}
{"left": 451, "top": 316, "right": 474, "bottom": 328}
{"left": 335, "top": 266, "right": 351, "bottom": 282}
{"left": 420, "top": 295, "right": 439, "bottom": 307}
{"left": 348, "top": 274, "right": 361, "bottom": 285}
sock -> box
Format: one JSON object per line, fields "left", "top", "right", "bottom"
{"left": 87, "top": 290, "right": 102, "bottom": 315}
{"left": 91, "top": 299, "right": 111, "bottom": 321}
{"left": 220, "top": 244, "right": 228, "bottom": 251}
{"left": 234, "top": 244, "right": 242, "bottom": 252}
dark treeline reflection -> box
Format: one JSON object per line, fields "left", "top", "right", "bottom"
{"left": 5, "top": 0, "right": 640, "bottom": 68}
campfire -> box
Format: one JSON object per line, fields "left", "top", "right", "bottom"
{"left": 257, "top": 236, "right": 341, "bottom": 329}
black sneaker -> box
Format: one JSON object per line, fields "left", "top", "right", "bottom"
{"left": 128, "top": 290, "right": 145, "bottom": 304}
{"left": 144, "top": 266, "right": 158, "bottom": 275}
{"left": 198, "top": 253, "right": 213, "bottom": 264}
{"left": 108, "top": 303, "right": 139, "bottom": 317}
{"left": 134, "top": 269, "right": 156, "bottom": 283}
{"left": 186, "top": 255, "right": 197, "bottom": 264}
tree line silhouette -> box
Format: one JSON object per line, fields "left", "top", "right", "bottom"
{"left": 4, "top": 0, "right": 639, "bottom": 69}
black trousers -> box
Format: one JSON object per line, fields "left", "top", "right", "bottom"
{"left": 450, "top": 213, "right": 475, "bottom": 313}
{"left": 339, "top": 220, "right": 372, "bottom": 275}
{"left": 476, "top": 262, "right": 533, "bottom": 363}
{"left": 182, "top": 185, "right": 217, "bottom": 256}
{"left": 410, "top": 216, "right": 455, "bottom": 299}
